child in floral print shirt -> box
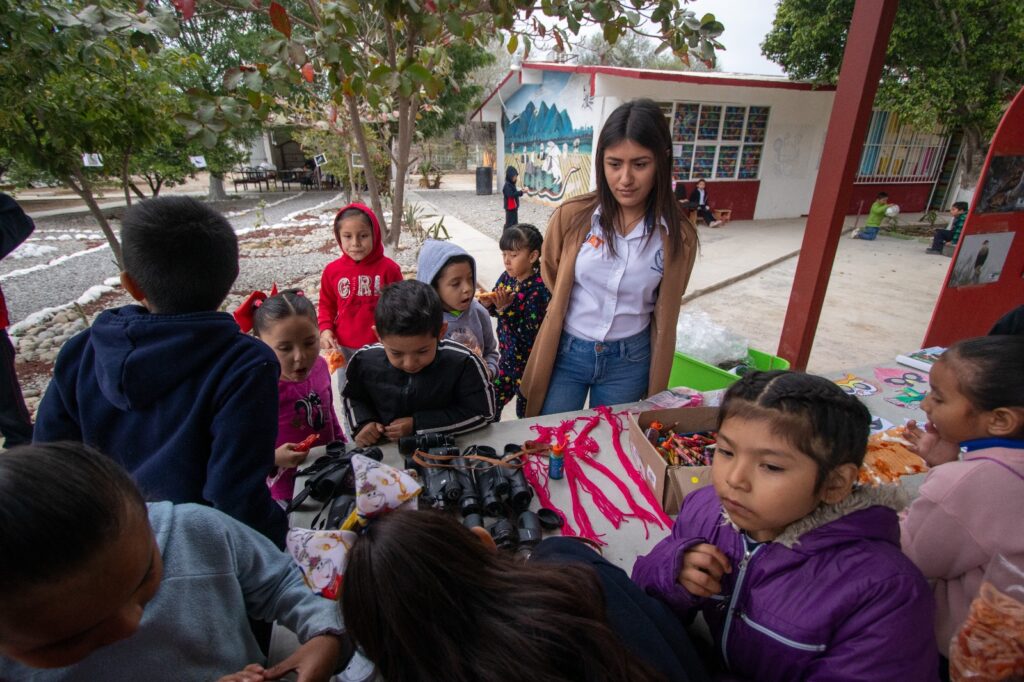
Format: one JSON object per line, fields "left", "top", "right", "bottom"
{"left": 486, "top": 224, "right": 550, "bottom": 418}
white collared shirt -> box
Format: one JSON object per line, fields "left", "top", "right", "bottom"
{"left": 563, "top": 207, "right": 665, "bottom": 342}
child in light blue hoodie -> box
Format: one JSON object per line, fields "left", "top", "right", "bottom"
{"left": 416, "top": 240, "right": 499, "bottom": 377}
{"left": 0, "top": 443, "right": 346, "bottom": 681}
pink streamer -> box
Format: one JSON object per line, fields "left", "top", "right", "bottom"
{"left": 521, "top": 455, "right": 576, "bottom": 537}
{"left": 595, "top": 406, "right": 672, "bottom": 528}
{"left": 574, "top": 451, "right": 656, "bottom": 539}
{"left": 562, "top": 454, "right": 605, "bottom": 544}
{"left": 522, "top": 408, "right": 671, "bottom": 544}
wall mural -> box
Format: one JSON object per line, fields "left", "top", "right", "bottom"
{"left": 502, "top": 72, "right": 594, "bottom": 204}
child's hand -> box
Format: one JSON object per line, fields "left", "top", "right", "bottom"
{"left": 383, "top": 417, "right": 414, "bottom": 441}
{"left": 904, "top": 419, "right": 960, "bottom": 466}
{"left": 355, "top": 422, "right": 384, "bottom": 447}
{"left": 678, "top": 543, "right": 732, "bottom": 597}
{"left": 492, "top": 288, "right": 513, "bottom": 311}
{"left": 262, "top": 633, "right": 344, "bottom": 682}
{"left": 216, "top": 664, "right": 265, "bottom": 682}
{"left": 319, "top": 330, "right": 339, "bottom": 351}
{"left": 275, "top": 443, "right": 311, "bottom": 469}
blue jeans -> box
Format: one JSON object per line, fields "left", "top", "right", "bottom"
{"left": 540, "top": 329, "right": 651, "bottom": 415}
{"left": 856, "top": 226, "right": 880, "bottom": 240}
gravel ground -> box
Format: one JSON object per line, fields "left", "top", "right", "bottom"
{"left": 406, "top": 189, "right": 558, "bottom": 241}
{"left": 4, "top": 191, "right": 349, "bottom": 326}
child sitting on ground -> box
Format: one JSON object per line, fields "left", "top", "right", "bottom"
{"left": 926, "top": 201, "right": 969, "bottom": 255}
{"left": 900, "top": 335, "right": 1024, "bottom": 664}
{"left": 633, "top": 371, "right": 937, "bottom": 681}
{"left": 318, "top": 203, "right": 402, "bottom": 360}
{"left": 483, "top": 224, "right": 550, "bottom": 418}
{"left": 852, "top": 191, "right": 889, "bottom": 240}
{"left": 0, "top": 442, "right": 346, "bottom": 681}
{"left": 33, "top": 196, "right": 285, "bottom": 545}
{"left": 342, "top": 280, "right": 495, "bottom": 447}
{"left": 416, "top": 240, "right": 499, "bottom": 377}
{"left": 237, "top": 289, "right": 344, "bottom": 505}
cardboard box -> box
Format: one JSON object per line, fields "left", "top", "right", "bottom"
{"left": 628, "top": 406, "right": 719, "bottom": 515}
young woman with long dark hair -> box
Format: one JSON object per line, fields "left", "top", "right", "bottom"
{"left": 341, "top": 510, "right": 707, "bottom": 682}
{"left": 521, "top": 99, "right": 698, "bottom": 416}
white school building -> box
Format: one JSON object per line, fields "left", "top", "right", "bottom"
{"left": 473, "top": 62, "right": 960, "bottom": 221}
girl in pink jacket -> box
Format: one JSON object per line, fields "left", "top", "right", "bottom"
{"left": 901, "top": 335, "right": 1024, "bottom": 659}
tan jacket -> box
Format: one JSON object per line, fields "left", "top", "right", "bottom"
{"left": 521, "top": 195, "right": 699, "bottom": 417}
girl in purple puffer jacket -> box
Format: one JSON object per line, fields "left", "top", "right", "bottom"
{"left": 633, "top": 371, "right": 937, "bottom": 681}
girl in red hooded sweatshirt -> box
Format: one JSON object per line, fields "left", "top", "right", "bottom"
{"left": 318, "top": 203, "right": 403, "bottom": 361}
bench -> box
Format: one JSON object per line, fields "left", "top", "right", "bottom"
{"left": 686, "top": 208, "right": 732, "bottom": 227}
{"left": 232, "top": 168, "right": 273, "bottom": 192}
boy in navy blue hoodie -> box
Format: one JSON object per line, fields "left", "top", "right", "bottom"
{"left": 34, "top": 197, "right": 286, "bottom": 546}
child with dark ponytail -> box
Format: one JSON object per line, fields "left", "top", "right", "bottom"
{"left": 633, "top": 371, "right": 937, "bottom": 681}
{"left": 900, "top": 335, "right": 1024, "bottom": 663}
{"left": 237, "top": 288, "right": 344, "bottom": 504}
{"left": 483, "top": 224, "right": 550, "bottom": 418}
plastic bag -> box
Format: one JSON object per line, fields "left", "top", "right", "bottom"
{"left": 675, "top": 310, "right": 749, "bottom": 368}
{"left": 950, "top": 554, "right": 1024, "bottom": 681}
{"left": 636, "top": 387, "right": 704, "bottom": 411}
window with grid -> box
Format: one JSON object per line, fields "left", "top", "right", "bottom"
{"left": 667, "top": 102, "right": 769, "bottom": 182}
{"left": 856, "top": 111, "right": 950, "bottom": 184}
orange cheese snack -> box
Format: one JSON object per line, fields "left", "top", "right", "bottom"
{"left": 858, "top": 428, "right": 928, "bottom": 485}
{"left": 327, "top": 350, "right": 346, "bottom": 374}
{"left": 950, "top": 581, "right": 1024, "bottom": 681}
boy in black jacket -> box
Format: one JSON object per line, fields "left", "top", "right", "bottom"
{"left": 343, "top": 280, "right": 495, "bottom": 447}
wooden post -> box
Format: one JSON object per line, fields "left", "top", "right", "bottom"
{"left": 777, "top": 0, "right": 899, "bottom": 369}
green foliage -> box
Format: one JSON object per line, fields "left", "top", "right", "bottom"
{"left": 762, "top": 0, "right": 1024, "bottom": 184}
{"left": 415, "top": 43, "right": 495, "bottom": 141}
{"left": 75, "top": 0, "right": 726, "bottom": 244}
{"left": 425, "top": 216, "right": 449, "bottom": 241}
{"left": 0, "top": 0, "right": 186, "bottom": 266}
{"left": 402, "top": 202, "right": 447, "bottom": 243}
{"left": 576, "top": 32, "right": 657, "bottom": 67}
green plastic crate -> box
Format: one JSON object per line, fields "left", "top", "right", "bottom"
{"left": 668, "top": 348, "right": 791, "bottom": 391}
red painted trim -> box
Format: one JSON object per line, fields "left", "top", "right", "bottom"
{"left": 475, "top": 62, "right": 832, "bottom": 120}
{"left": 470, "top": 70, "right": 516, "bottom": 120}
{"left": 521, "top": 62, "right": 834, "bottom": 92}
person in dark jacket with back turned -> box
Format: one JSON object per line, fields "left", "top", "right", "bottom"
{"left": 33, "top": 197, "right": 286, "bottom": 546}
{"left": 0, "top": 194, "right": 36, "bottom": 448}
{"left": 343, "top": 279, "right": 495, "bottom": 447}
{"left": 502, "top": 166, "right": 526, "bottom": 228}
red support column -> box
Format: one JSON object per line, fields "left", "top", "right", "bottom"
{"left": 777, "top": 0, "right": 899, "bottom": 369}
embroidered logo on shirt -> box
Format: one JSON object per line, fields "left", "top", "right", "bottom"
{"left": 586, "top": 233, "right": 604, "bottom": 249}
{"left": 651, "top": 248, "right": 665, "bottom": 274}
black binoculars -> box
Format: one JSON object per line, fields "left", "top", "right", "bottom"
{"left": 285, "top": 442, "right": 383, "bottom": 514}
{"left": 420, "top": 450, "right": 483, "bottom": 516}
{"left": 486, "top": 510, "right": 542, "bottom": 551}
{"left": 398, "top": 432, "right": 454, "bottom": 456}
{"left": 471, "top": 444, "right": 532, "bottom": 514}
